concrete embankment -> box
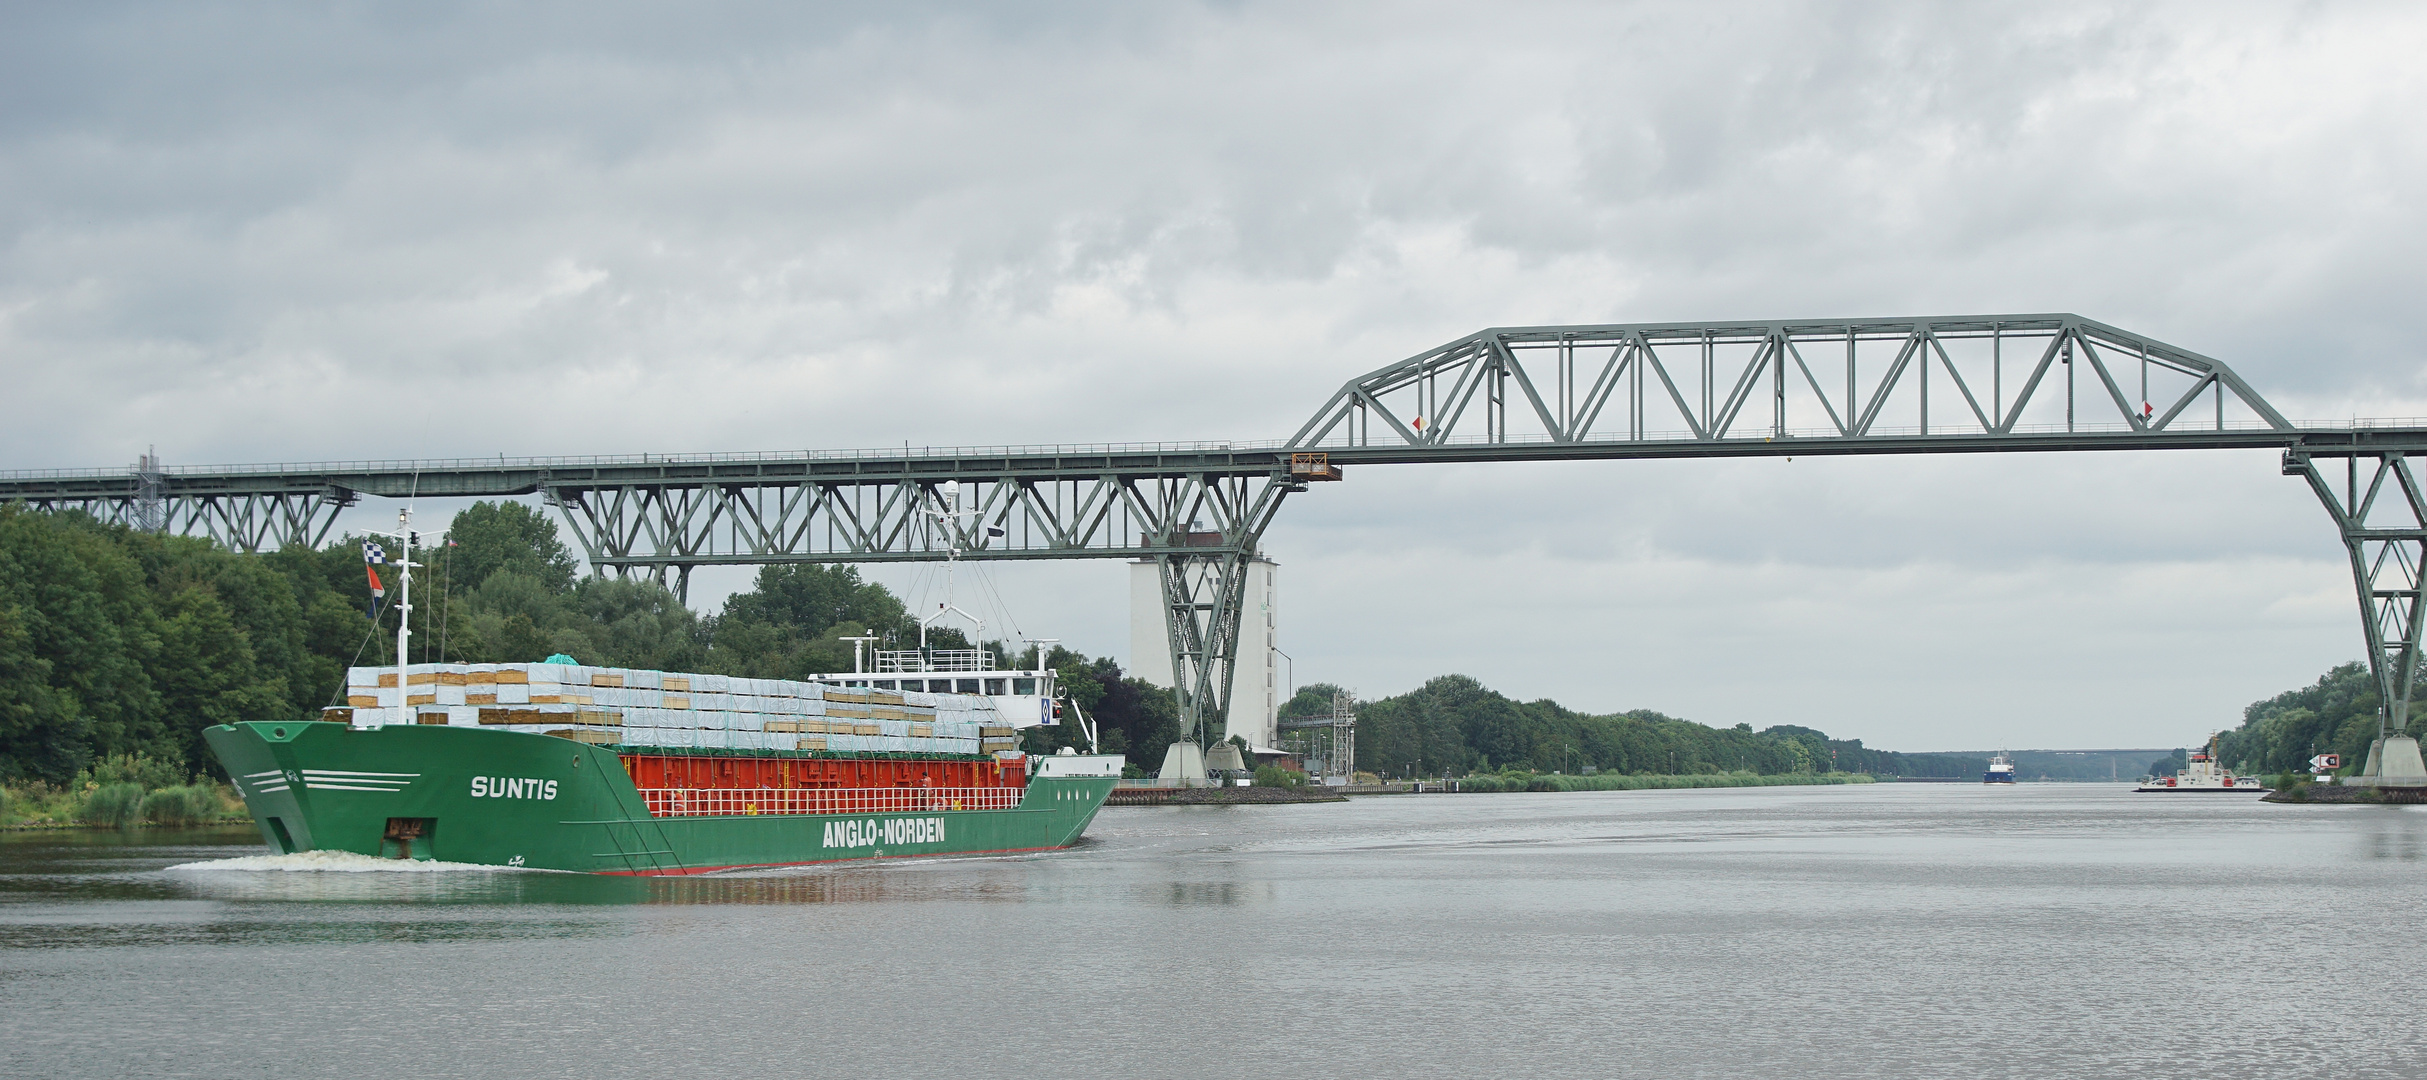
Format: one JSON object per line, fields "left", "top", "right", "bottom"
{"left": 2265, "top": 783, "right": 2427, "bottom": 804}
{"left": 1107, "top": 786, "right": 1349, "bottom": 806}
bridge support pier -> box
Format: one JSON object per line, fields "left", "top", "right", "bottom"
{"left": 2287, "top": 447, "right": 2427, "bottom": 784}
{"left": 1152, "top": 547, "right": 1256, "bottom": 781}
{"left": 1152, "top": 476, "right": 1298, "bottom": 781}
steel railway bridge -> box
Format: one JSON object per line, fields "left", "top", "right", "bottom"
{"left": 10, "top": 315, "right": 2427, "bottom": 778}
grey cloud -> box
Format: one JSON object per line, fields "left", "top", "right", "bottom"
{"left": 5, "top": 0, "right": 2423, "bottom": 746}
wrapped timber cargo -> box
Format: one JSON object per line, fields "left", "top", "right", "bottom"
{"left": 327, "top": 663, "right": 1015, "bottom": 755}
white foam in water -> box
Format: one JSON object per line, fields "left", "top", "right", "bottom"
{"left": 165, "top": 850, "right": 538, "bottom": 873}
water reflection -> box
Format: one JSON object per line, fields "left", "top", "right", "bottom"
{"left": 12, "top": 788, "right": 2427, "bottom": 1080}
{"left": 1157, "top": 880, "right": 1274, "bottom": 906}
{"left": 153, "top": 852, "right": 1080, "bottom": 907}
{"left": 650, "top": 866, "right": 1036, "bottom": 906}
{"left": 165, "top": 864, "right": 657, "bottom": 906}
{"left": 2358, "top": 806, "right": 2427, "bottom": 861}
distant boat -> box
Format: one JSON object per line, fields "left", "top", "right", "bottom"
{"left": 2135, "top": 733, "right": 2266, "bottom": 793}
{"left": 1984, "top": 753, "right": 2016, "bottom": 785}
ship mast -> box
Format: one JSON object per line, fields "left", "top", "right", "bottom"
{"left": 920, "top": 481, "right": 984, "bottom": 661}
{"left": 357, "top": 506, "right": 422, "bottom": 729}
{"left": 391, "top": 508, "right": 416, "bottom": 727}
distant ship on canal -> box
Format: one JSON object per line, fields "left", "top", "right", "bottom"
{"left": 1983, "top": 753, "right": 2016, "bottom": 784}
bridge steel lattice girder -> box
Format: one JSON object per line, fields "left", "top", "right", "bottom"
{"left": 538, "top": 467, "right": 1301, "bottom": 746}
{"left": 11, "top": 315, "right": 2427, "bottom": 769}
{"left": 538, "top": 471, "right": 1295, "bottom": 570}
{"left": 1286, "top": 315, "right": 2294, "bottom": 452}
{"left": 2284, "top": 442, "right": 2427, "bottom": 755}
{"left": 8, "top": 487, "right": 359, "bottom": 553}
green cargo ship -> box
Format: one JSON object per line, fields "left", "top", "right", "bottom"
{"left": 205, "top": 720, "right": 1122, "bottom": 875}
{"left": 209, "top": 507, "right": 1122, "bottom": 874}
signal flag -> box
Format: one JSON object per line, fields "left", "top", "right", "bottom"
{"left": 363, "top": 540, "right": 388, "bottom": 620}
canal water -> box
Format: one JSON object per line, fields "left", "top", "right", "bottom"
{"left": 5, "top": 783, "right": 2425, "bottom": 1079}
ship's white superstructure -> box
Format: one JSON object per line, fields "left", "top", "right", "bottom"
{"left": 2136, "top": 734, "right": 2266, "bottom": 792}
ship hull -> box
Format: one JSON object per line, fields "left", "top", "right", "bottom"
{"left": 203, "top": 721, "right": 1116, "bottom": 875}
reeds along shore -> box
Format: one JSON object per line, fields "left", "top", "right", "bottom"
{"left": 2, "top": 754, "right": 246, "bottom": 828}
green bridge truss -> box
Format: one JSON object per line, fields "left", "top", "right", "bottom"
{"left": 8, "top": 314, "right": 2426, "bottom": 760}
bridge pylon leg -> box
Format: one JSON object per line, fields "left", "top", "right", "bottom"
{"left": 1152, "top": 472, "right": 1297, "bottom": 782}
{"left": 2288, "top": 449, "right": 2427, "bottom": 783}
{"left": 1155, "top": 548, "right": 1251, "bottom": 780}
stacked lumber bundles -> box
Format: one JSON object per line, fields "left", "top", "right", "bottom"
{"left": 335, "top": 663, "right": 1005, "bottom": 754}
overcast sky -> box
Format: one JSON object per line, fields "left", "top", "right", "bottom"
{"left": 6, "top": 1, "right": 2425, "bottom": 751}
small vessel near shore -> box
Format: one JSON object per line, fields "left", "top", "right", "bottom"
{"left": 2134, "top": 734, "right": 2265, "bottom": 792}
{"left": 204, "top": 506, "right": 1122, "bottom": 875}
{"left": 1983, "top": 753, "right": 2017, "bottom": 784}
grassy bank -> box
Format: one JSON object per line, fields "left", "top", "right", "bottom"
{"left": 2, "top": 753, "right": 247, "bottom": 828}
{"left": 1449, "top": 770, "right": 1877, "bottom": 793}
{"left": 3, "top": 783, "right": 247, "bottom": 828}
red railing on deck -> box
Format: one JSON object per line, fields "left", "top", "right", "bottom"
{"left": 620, "top": 753, "right": 1025, "bottom": 794}
{"left": 636, "top": 786, "right": 1023, "bottom": 817}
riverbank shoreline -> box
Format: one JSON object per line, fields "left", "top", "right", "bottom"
{"left": 1387, "top": 771, "right": 1877, "bottom": 794}
{"left": 1109, "top": 786, "right": 1350, "bottom": 806}
{"left": 1109, "top": 771, "right": 1878, "bottom": 806}
{"left": 5, "top": 818, "right": 252, "bottom": 832}
{"left": 2264, "top": 783, "right": 2427, "bottom": 804}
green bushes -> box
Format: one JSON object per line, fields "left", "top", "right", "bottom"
{"left": 12, "top": 777, "right": 234, "bottom": 828}
{"left": 138, "top": 785, "right": 221, "bottom": 826}
{"left": 1252, "top": 765, "right": 1308, "bottom": 789}
{"left": 0, "top": 782, "right": 66, "bottom": 825}
{"left": 10, "top": 752, "right": 241, "bottom": 828}
{"left": 84, "top": 753, "right": 188, "bottom": 791}
{"left": 76, "top": 783, "right": 145, "bottom": 827}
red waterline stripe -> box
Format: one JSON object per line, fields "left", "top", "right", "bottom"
{"left": 594, "top": 844, "right": 1067, "bottom": 876}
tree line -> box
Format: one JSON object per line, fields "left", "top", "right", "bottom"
{"left": 1306, "top": 659, "right": 2412, "bottom": 785}
{"left": 2215, "top": 660, "right": 2388, "bottom": 777}
{"left": 1262, "top": 675, "right": 1982, "bottom": 780}
{"left": 0, "top": 502, "right": 1190, "bottom": 784}
{"left": 9, "top": 500, "right": 2000, "bottom": 788}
